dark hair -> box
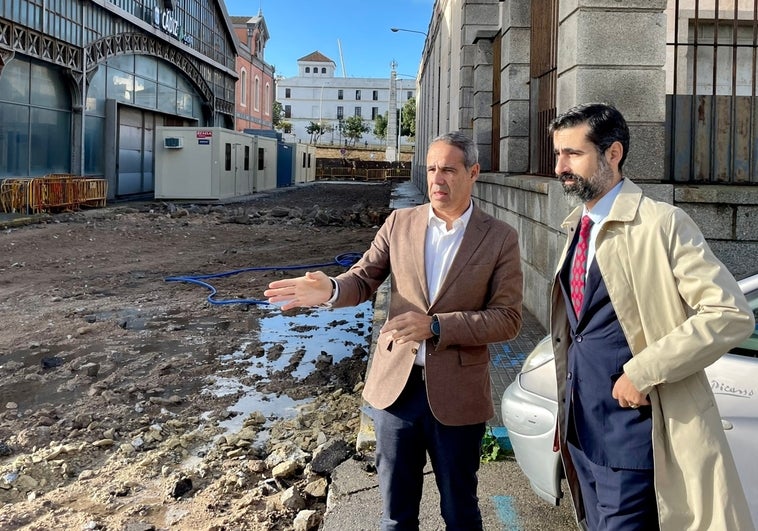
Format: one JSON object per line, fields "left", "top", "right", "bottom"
{"left": 549, "top": 103, "right": 630, "bottom": 172}
{"left": 430, "top": 131, "right": 479, "bottom": 169}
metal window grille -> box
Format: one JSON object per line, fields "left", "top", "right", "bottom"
{"left": 667, "top": 0, "right": 758, "bottom": 184}
{"left": 530, "top": 0, "right": 559, "bottom": 176}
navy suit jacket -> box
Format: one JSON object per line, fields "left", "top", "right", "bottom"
{"left": 559, "top": 236, "right": 653, "bottom": 469}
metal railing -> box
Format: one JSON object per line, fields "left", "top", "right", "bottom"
{"left": 530, "top": 0, "right": 559, "bottom": 177}
{"left": 666, "top": 0, "right": 758, "bottom": 184}
{"left": 315, "top": 168, "right": 411, "bottom": 181}
{"left": 1, "top": 175, "right": 108, "bottom": 214}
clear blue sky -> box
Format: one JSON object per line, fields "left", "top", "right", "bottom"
{"left": 223, "top": 0, "right": 433, "bottom": 79}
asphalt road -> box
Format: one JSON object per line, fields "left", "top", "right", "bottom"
{"left": 322, "top": 454, "right": 577, "bottom": 530}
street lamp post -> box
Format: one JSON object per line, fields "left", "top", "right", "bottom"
{"left": 390, "top": 27, "right": 428, "bottom": 37}
{"left": 319, "top": 83, "right": 324, "bottom": 124}
{"left": 389, "top": 28, "right": 424, "bottom": 162}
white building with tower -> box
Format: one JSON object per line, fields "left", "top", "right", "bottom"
{"left": 275, "top": 51, "right": 414, "bottom": 159}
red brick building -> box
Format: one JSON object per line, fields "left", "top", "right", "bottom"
{"left": 231, "top": 11, "right": 276, "bottom": 131}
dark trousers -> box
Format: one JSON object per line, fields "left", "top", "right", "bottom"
{"left": 371, "top": 366, "right": 486, "bottom": 531}
{"left": 567, "top": 441, "right": 659, "bottom": 531}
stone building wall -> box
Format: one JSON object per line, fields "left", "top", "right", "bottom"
{"left": 413, "top": 0, "right": 756, "bottom": 328}
{"left": 474, "top": 174, "right": 758, "bottom": 329}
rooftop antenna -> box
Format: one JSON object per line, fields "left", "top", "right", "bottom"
{"left": 337, "top": 39, "right": 347, "bottom": 77}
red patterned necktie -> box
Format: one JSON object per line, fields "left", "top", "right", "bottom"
{"left": 570, "top": 215, "right": 593, "bottom": 316}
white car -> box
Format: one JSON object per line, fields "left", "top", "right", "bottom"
{"left": 501, "top": 273, "right": 758, "bottom": 523}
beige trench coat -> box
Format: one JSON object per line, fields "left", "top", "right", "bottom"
{"left": 550, "top": 179, "right": 755, "bottom": 530}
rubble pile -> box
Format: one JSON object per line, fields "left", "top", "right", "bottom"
{"left": 0, "top": 384, "right": 370, "bottom": 530}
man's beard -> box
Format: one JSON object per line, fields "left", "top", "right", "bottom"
{"left": 559, "top": 174, "right": 603, "bottom": 203}
{"left": 559, "top": 159, "right": 614, "bottom": 203}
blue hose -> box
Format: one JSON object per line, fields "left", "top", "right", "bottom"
{"left": 165, "top": 252, "right": 363, "bottom": 306}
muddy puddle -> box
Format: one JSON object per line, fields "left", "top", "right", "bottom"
{"left": 0, "top": 300, "right": 373, "bottom": 448}
{"left": 206, "top": 300, "right": 374, "bottom": 435}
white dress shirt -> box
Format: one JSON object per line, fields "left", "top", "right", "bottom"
{"left": 584, "top": 179, "right": 624, "bottom": 268}
{"left": 414, "top": 202, "right": 473, "bottom": 365}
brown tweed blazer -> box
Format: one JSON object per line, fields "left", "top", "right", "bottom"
{"left": 334, "top": 203, "right": 523, "bottom": 426}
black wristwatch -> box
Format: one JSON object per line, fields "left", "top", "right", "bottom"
{"left": 430, "top": 315, "right": 440, "bottom": 337}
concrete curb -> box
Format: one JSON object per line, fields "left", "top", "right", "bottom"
{"left": 0, "top": 214, "right": 51, "bottom": 229}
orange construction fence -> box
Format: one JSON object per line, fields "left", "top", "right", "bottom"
{"left": 315, "top": 168, "right": 412, "bottom": 181}
{"left": 0, "top": 179, "right": 31, "bottom": 214}
{"left": 0, "top": 175, "right": 108, "bottom": 214}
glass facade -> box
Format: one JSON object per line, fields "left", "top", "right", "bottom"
{"left": 1, "top": 0, "right": 237, "bottom": 184}
{"left": 0, "top": 0, "right": 232, "bottom": 70}
{"left": 84, "top": 116, "right": 105, "bottom": 175}
{"left": 81, "top": 55, "right": 202, "bottom": 175}
{"left": 2, "top": 0, "right": 236, "bottom": 115}
{"left": 87, "top": 56, "right": 202, "bottom": 118}
{"left": 0, "top": 57, "right": 71, "bottom": 176}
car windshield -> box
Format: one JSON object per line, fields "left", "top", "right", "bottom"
{"left": 733, "top": 288, "right": 758, "bottom": 357}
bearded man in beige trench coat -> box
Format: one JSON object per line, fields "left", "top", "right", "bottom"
{"left": 549, "top": 103, "right": 755, "bottom": 530}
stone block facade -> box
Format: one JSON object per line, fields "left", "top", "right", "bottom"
{"left": 412, "top": 0, "right": 757, "bottom": 328}
{"left": 474, "top": 174, "right": 758, "bottom": 329}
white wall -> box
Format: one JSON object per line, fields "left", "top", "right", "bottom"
{"left": 277, "top": 76, "right": 415, "bottom": 147}
{"left": 155, "top": 127, "right": 258, "bottom": 200}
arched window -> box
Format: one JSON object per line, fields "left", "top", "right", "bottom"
{"left": 305, "top": 67, "right": 311, "bottom": 73}
{"left": 0, "top": 57, "right": 71, "bottom": 176}
{"left": 254, "top": 76, "right": 260, "bottom": 111}
{"left": 265, "top": 82, "right": 271, "bottom": 115}
{"left": 240, "top": 69, "right": 247, "bottom": 106}
{"left": 321, "top": 67, "right": 326, "bottom": 74}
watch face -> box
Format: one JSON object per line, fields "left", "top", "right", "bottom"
{"left": 432, "top": 318, "right": 440, "bottom": 335}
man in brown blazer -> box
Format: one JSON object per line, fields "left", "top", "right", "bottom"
{"left": 265, "top": 131, "right": 523, "bottom": 530}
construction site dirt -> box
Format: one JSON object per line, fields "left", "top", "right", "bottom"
{"left": 0, "top": 181, "right": 394, "bottom": 530}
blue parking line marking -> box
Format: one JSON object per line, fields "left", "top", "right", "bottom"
{"left": 489, "top": 426, "right": 512, "bottom": 451}
{"left": 492, "top": 495, "right": 522, "bottom": 530}
{"left": 491, "top": 351, "right": 528, "bottom": 368}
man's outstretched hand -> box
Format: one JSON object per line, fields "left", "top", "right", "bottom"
{"left": 264, "top": 271, "right": 332, "bottom": 311}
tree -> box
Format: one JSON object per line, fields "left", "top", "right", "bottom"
{"left": 342, "top": 115, "right": 370, "bottom": 146}
{"left": 373, "top": 113, "right": 388, "bottom": 143}
{"left": 401, "top": 97, "right": 416, "bottom": 140}
{"left": 272, "top": 101, "right": 292, "bottom": 133}
{"left": 272, "top": 101, "right": 283, "bottom": 129}
{"left": 305, "top": 121, "right": 327, "bottom": 144}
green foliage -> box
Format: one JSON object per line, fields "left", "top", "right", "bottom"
{"left": 272, "top": 100, "right": 283, "bottom": 128}
{"left": 401, "top": 97, "right": 416, "bottom": 140}
{"left": 272, "top": 101, "right": 293, "bottom": 134}
{"left": 373, "top": 113, "right": 388, "bottom": 141}
{"left": 305, "top": 121, "right": 328, "bottom": 144}
{"left": 342, "top": 115, "right": 370, "bottom": 145}
{"left": 480, "top": 426, "right": 509, "bottom": 462}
